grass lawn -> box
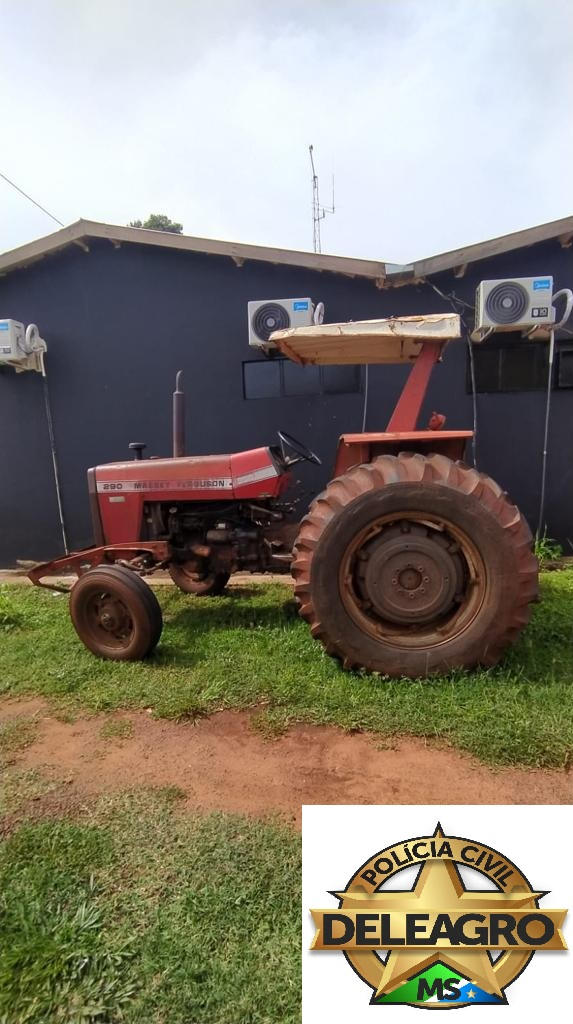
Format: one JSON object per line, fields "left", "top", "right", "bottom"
{"left": 0, "top": 790, "right": 300, "bottom": 1024}
{"left": 1, "top": 572, "right": 573, "bottom": 767}
{"left": 1, "top": 575, "right": 572, "bottom": 1023}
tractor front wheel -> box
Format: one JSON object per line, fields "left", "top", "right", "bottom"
{"left": 292, "top": 452, "right": 538, "bottom": 677}
{"left": 69, "top": 565, "right": 163, "bottom": 660}
{"left": 168, "top": 562, "right": 230, "bottom": 597}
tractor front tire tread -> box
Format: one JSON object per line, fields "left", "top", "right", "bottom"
{"left": 70, "top": 564, "right": 163, "bottom": 660}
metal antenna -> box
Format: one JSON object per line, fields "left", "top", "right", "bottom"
{"left": 309, "top": 144, "right": 334, "bottom": 253}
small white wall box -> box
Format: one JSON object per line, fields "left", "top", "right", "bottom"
{"left": 474, "top": 277, "right": 555, "bottom": 339}
{"left": 248, "top": 297, "right": 317, "bottom": 349}
{"left": 0, "top": 319, "right": 47, "bottom": 372}
{"left": 0, "top": 319, "right": 25, "bottom": 361}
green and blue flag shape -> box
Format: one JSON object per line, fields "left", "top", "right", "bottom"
{"left": 374, "top": 961, "right": 506, "bottom": 1007}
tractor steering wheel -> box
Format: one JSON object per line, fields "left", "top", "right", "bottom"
{"left": 277, "top": 430, "right": 322, "bottom": 466}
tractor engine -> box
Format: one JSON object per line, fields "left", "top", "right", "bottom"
{"left": 88, "top": 438, "right": 307, "bottom": 594}
{"left": 154, "top": 500, "right": 294, "bottom": 576}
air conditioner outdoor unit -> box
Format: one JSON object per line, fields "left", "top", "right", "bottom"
{"left": 0, "top": 319, "right": 25, "bottom": 361}
{"left": 248, "top": 297, "right": 323, "bottom": 349}
{"left": 473, "top": 277, "right": 555, "bottom": 340}
{"left": 0, "top": 319, "right": 47, "bottom": 372}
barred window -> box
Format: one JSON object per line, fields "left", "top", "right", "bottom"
{"left": 243, "top": 359, "right": 361, "bottom": 399}
{"left": 467, "top": 338, "right": 549, "bottom": 393}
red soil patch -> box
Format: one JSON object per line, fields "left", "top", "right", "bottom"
{"left": 1, "top": 698, "right": 570, "bottom": 826}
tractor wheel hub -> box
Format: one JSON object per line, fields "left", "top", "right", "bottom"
{"left": 96, "top": 598, "right": 129, "bottom": 634}
{"left": 397, "top": 567, "right": 423, "bottom": 590}
{"left": 355, "top": 522, "right": 465, "bottom": 625}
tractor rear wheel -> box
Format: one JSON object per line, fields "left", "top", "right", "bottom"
{"left": 70, "top": 565, "right": 163, "bottom": 660}
{"left": 292, "top": 452, "right": 538, "bottom": 677}
{"left": 169, "top": 563, "right": 230, "bottom": 597}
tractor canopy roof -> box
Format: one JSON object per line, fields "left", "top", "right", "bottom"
{"left": 270, "top": 313, "right": 461, "bottom": 365}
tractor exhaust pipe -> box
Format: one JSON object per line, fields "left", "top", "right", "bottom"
{"left": 173, "top": 370, "right": 185, "bottom": 458}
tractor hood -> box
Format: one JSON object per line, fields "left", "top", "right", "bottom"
{"left": 92, "top": 446, "right": 287, "bottom": 503}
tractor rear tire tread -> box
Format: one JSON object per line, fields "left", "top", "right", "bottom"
{"left": 292, "top": 452, "right": 538, "bottom": 677}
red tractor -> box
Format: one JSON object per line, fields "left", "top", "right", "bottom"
{"left": 29, "top": 312, "right": 538, "bottom": 678}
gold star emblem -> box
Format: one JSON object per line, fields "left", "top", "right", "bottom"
{"left": 333, "top": 826, "right": 544, "bottom": 999}
{"left": 467, "top": 989, "right": 476, "bottom": 999}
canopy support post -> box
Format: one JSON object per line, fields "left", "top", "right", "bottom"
{"left": 386, "top": 341, "right": 444, "bottom": 432}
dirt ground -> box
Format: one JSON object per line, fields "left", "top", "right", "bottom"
{"left": 0, "top": 570, "right": 293, "bottom": 586}
{"left": 1, "top": 698, "right": 571, "bottom": 828}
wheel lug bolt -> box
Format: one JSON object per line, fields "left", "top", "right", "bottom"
{"left": 423, "top": 576, "right": 429, "bottom": 583}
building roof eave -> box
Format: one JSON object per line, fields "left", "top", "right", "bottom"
{"left": 1, "top": 214, "right": 572, "bottom": 287}
{"left": 0, "top": 219, "right": 394, "bottom": 282}
{"left": 409, "top": 214, "right": 573, "bottom": 279}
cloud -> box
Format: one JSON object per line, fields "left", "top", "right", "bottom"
{"left": 0, "top": 0, "right": 571, "bottom": 260}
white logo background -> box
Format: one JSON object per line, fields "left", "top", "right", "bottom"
{"left": 303, "top": 805, "right": 571, "bottom": 1022}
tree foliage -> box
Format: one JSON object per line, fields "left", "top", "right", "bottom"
{"left": 128, "top": 213, "right": 183, "bottom": 234}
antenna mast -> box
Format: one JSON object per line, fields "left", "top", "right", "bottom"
{"left": 309, "top": 144, "right": 334, "bottom": 253}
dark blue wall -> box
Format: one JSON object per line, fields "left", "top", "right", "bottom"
{"left": 406, "top": 240, "right": 573, "bottom": 545}
{"left": 0, "top": 236, "right": 571, "bottom": 566}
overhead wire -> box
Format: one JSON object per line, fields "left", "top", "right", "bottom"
{"left": 362, "top": 279, "right": 478, "bottom": 457}
{"left": 0, "top": 173, "right": 68, "bottom": 549}
{"left": 0, "top": 170, "right": 64, "bottom": 227}
{"left": 41, "top": 370, "right": 69, "bottom": 553}
{"left": 425, "top": 280, "right": 478, "bottom": 468}
{"left": 361, "top": 364, "right": 369, "bottom": 431}
{"left": 536, "top": 288, "right": 573, "bottom": 536}
{"left": 464, "top": 322, "right": 479, "bottom": 468}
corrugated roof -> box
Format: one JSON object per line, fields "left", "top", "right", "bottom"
{"left": 0, "top": 219, "right": 392, "bottom": 282}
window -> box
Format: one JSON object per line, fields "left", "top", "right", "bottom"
{"left": 242, "top": 360, "right": 282, "bottom": 399}
{"left": 323, "top": 365, "right": 361, "bottom": 393}
{"left": 467, "top": 337, "right": 549, "bottom": 393}
{"left": 557, "top": 346, "right": 573, "bottom": 388}
{"left": 243, "top": 359, "right": 361, "bottom": 399}
{"left": 283, "top": 361, "right": 321, "bottom": 396}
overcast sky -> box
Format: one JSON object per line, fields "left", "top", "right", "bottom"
{"left": 0, "top": 0, "right": 572, "bottom": 262}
